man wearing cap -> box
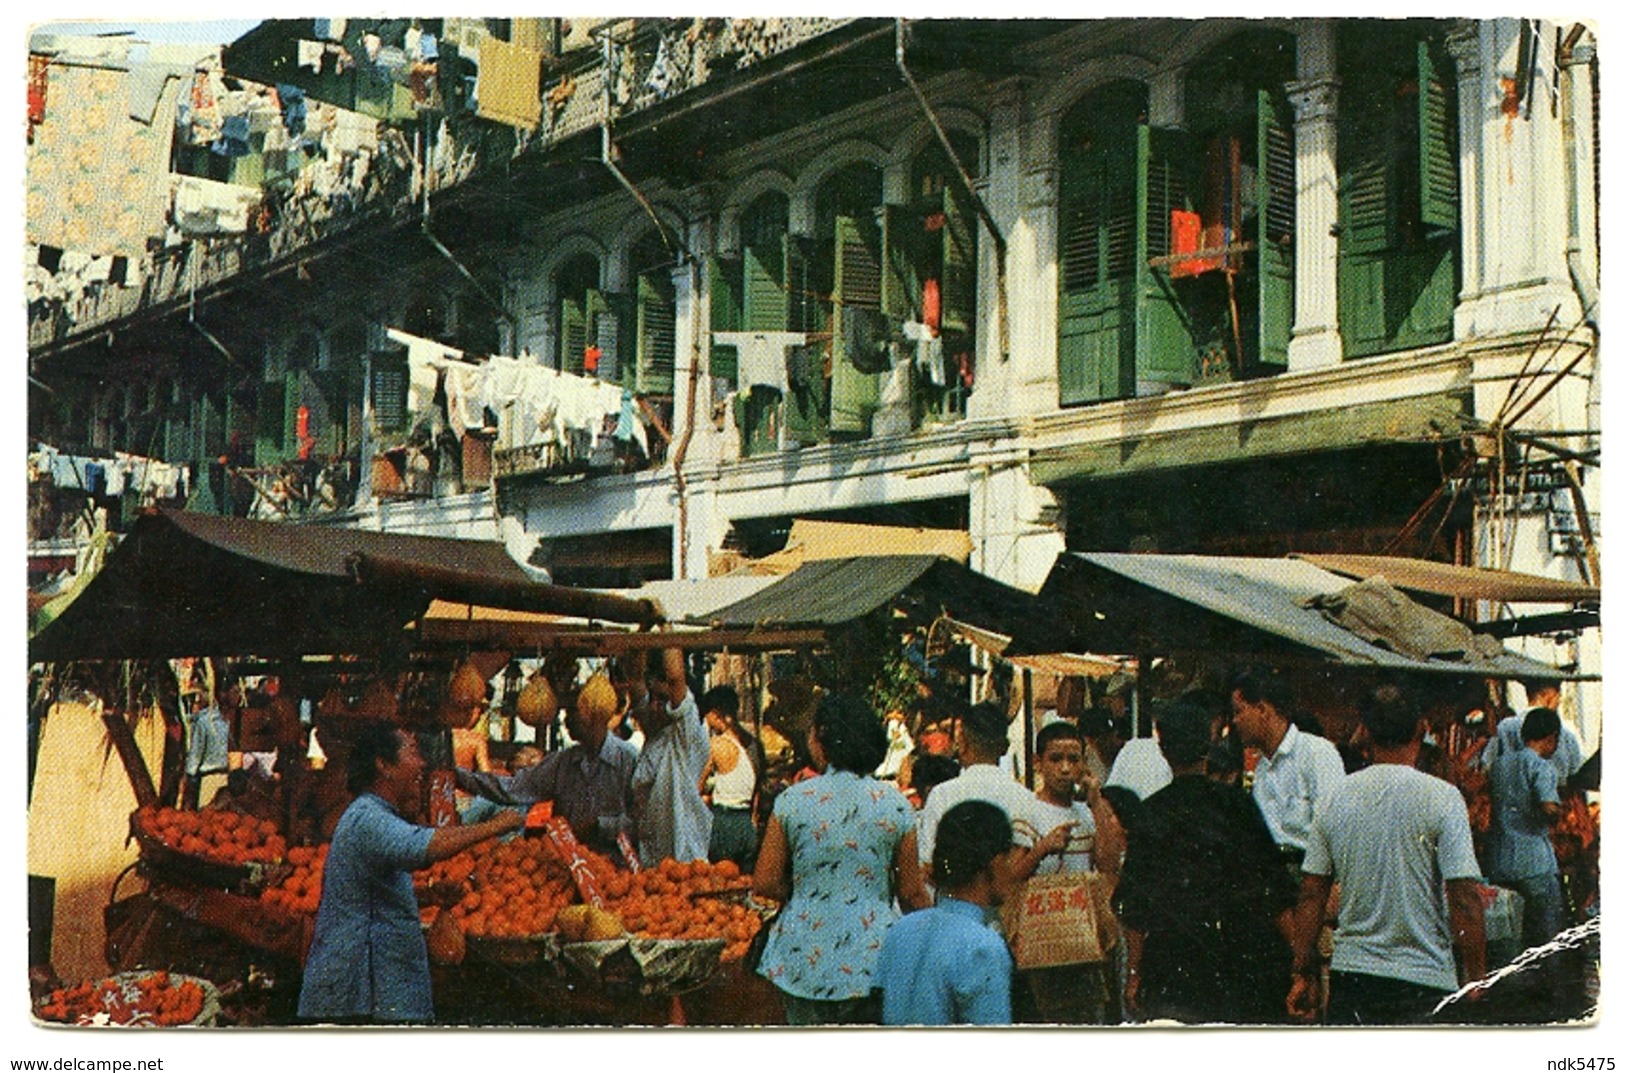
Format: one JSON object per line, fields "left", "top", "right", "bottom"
{"left": 1230, "top": 667, "right": 1345, "bottom": 870}
{"left": 455, "top": 672, "right": 637, "bottom": 858}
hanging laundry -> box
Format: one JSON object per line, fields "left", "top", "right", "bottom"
{"left": 475, "top": 35, "right": 542, "bottom": 129}
{"left": 407, "top": 357, "right": 441, "bottom": 418}
{"left": 172, "top": 175, "right": 264, "bottom": 235}
{"left": 921, "top": 277, "right": 942, "bottom": 334}
{"left": 313, "top": 18, "right": 347, "bottom": 43}
{"left": 277, "top": 84, "right": 307, "bottom": 137}
{"left": 126, "top": 65, "right": 177, "bottom": 125}
{"left": 188, "top": 69, "right": 224, "bottom": 145}
{"left": 297, "top": 39, "right": 325, "bottom": 74}
{"left": 210, "top": 113, "right": 252, "bottom": 157}
{"left": 443, "top": 362, "right": 487, "bottom": 437}
{"left": 28, "top": 54, "right": 49, "bottom": 131}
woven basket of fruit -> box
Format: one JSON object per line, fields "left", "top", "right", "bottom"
{"left": 35, "top": 971, "right": 221, "bottom": 1028}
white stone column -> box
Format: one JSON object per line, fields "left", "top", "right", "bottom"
{"left": 971, "top": 78, "right": 1036, "bottom": 419}
{"left": 969, "top": 459, "right": 1065, "bottom": 593}
{"left": 1004, "top": 80, "right": 1064, "bottom": 421}
{"left": 1286, "top": 22, "right": 1344, "bottom": 370}
{"left": 1451, "top": 19, "right": 1583, "bottom": 339}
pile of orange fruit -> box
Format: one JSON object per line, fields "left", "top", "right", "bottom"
{"left": 447, "top": 836, "right": 577, "bottom": 939}
{"left": 591, "top": 856, "right": 762, "bottom": 962}
{"left": 134, "top": 805, "right": 286, "bottom": 867}
{"left": 259, "top": 843, "right": 328, "bottom": 914}
{"left": 255, "top": 832, "right": 766, "bottom": 962}
{"left": 37, "top": 971, "right": 208, "bottom": 1027}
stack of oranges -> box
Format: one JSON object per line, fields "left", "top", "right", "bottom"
{"left": 259, "top": 843, "right": 328, "bottom": 915}
{"left": 592, "top": 857, "right": 763, "bottom": 962}
{"left": 134, "top": 805, "right": 286, "bottom": 867}
{"left": 37, "top": 971, "right": 208, "bottom": 1026}
{"left": 256, "top": 833, "right": 766, "bottom": 963}
{"left": 448, "top": 836, "right": 577, "bottom": 940}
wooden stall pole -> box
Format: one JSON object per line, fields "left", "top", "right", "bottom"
{"left": 102, "top": 709, "right": 158, "bottom": 809}
{"left": 1022, "top": 667, "right": 1036, "bottom": 790}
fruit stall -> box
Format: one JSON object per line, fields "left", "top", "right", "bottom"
{"left": 30, "top": 512, "right": 1046, "bottom": 1026}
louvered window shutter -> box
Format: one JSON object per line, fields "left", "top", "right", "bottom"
{"left": 636, "top": 272, "right": 676, "bottom": 396}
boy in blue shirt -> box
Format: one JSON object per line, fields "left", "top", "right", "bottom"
{"left": 874, "top": 800, "right": 1019, "bottom": 1025}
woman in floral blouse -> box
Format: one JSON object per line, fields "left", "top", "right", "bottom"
{"left": 752, "top": 693, "right": 930, "bottom": 1025}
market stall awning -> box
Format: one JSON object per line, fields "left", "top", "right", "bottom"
{"left": 686, "top": 554, "right": 1046, "bottom": 640}
{"left": 29, "top": 510, "right": 657, "bottom": 662}
{"left": 1293, "top": 553, "right": 1601, "bottom": 605}
{"left": 1009, "top": 552, "right": 1578, "bottom": 679}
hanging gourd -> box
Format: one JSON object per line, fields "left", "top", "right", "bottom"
{"left": 514, "top": 672, "right": 558, "bottom": 728}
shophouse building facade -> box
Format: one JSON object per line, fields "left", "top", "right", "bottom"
{"left": 27, "top": 18, "right": 1601, "bottom": 734}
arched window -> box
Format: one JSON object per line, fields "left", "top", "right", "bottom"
{"left": 815, "top": 162, "right": 884, "bottom": 439}
{"left": 1056, "top": 34, "right": 1295, "bottom": 407}
{"left": 1057, "top": 80, "right": 1147, "bottom": 404}
{"left": 553, "top": 254, "right": 604, "bottom": 377}
{"left": 628, "top": 230, "right": 678, "bottom": 396}
{"left": 898, "top": 132, "right": 980, "bottom": 419}
{"left": 1337, "top": 20, "right": 1459, "bottom": 358}
{"left": 1171, "top": 29, "right": 1296, "bottom": 379}
{"left": 710, "top": 192, "right": 793, "bottom": 456}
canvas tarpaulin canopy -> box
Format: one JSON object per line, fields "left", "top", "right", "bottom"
{"left": 29, "top": 510, "right": 656, "bottom": 662}
{"left": 1011, "top": 552, "right": 1576, "bottom": 679}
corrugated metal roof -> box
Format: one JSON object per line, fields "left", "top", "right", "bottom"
{"left": 1019, "top": 552, "right": 1572, "bottom": 678}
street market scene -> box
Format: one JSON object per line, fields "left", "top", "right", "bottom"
{"left": 23, "top": 16, "right": 1601, "bottom": 1034}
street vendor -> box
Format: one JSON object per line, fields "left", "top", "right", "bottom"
{"left": 454, "top": 674, "right": 637, "bottom": 857}
{"left": 626, "top": 645, "right": 712, "bottom": 865}
{"left": 298, "top": 722, "right": 521, "bottom": 1024}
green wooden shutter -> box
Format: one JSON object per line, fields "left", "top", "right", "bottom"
{"left": 254, "top": 375, "right": 288, "bottom": 466}
{"left": 1135, "top": 124, "right": 1201, "bottom": 389}
{"left": 940, "top": 184, "right": 977, "bottom": 337}
{"left": 742, "top": 240, "right": 789, "bottom": 331}
{"left": 1338, "top": 28, "right": 1458, "bottom": 359}
{"left": 1418, "top": 37, "right": 1458, "bottom": 234}
{"left": 1058, "top": 115, "right": 1139, "bottom": 405}
{"left": 780, "top": 233, "right": 826, "bottom": 446}
{"left": 1338, "top": 53, "right": 1394, "bottom": 257}
{"left": 881, "top": 203, "right": 922, "bottom": 322}
{"left": 636, "top": 272, "right": 676, "bottom": 396}
{"left": 558, "top": 296, "right": 587, "bottom": 375}
{"left": 371, "top": 352, "right": 409, "bottom": 434}
{"left": 1256, "top": 86, "right": 1295, "bottom": 370}
{"left": 829, "top": 214, "right": 885, "bottom": 435}
{"left": 585, "top": 288, "right": 623, "bottom": 383}
{"left": 708, "top": 256, "right": 742, "bottom": 384}
{"left": 786, "top": 234, "right": 814, "bottom": 334}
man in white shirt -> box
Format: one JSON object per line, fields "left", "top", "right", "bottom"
{"left": 1290, "top": 683, "right": 1486, "bottom": 1025}
{"left": 1230, "top": 667, "right": 1345, "bottom": 863}
{"left": 917, "top": 702, "right": 1043, "bottom": 874}
{"left": 625, "top": 646, "right": 712, "bottom": 866}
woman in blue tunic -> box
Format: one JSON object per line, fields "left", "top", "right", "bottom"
{"left": 298, "top": 722, "right": 521, "bottom": 1023}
